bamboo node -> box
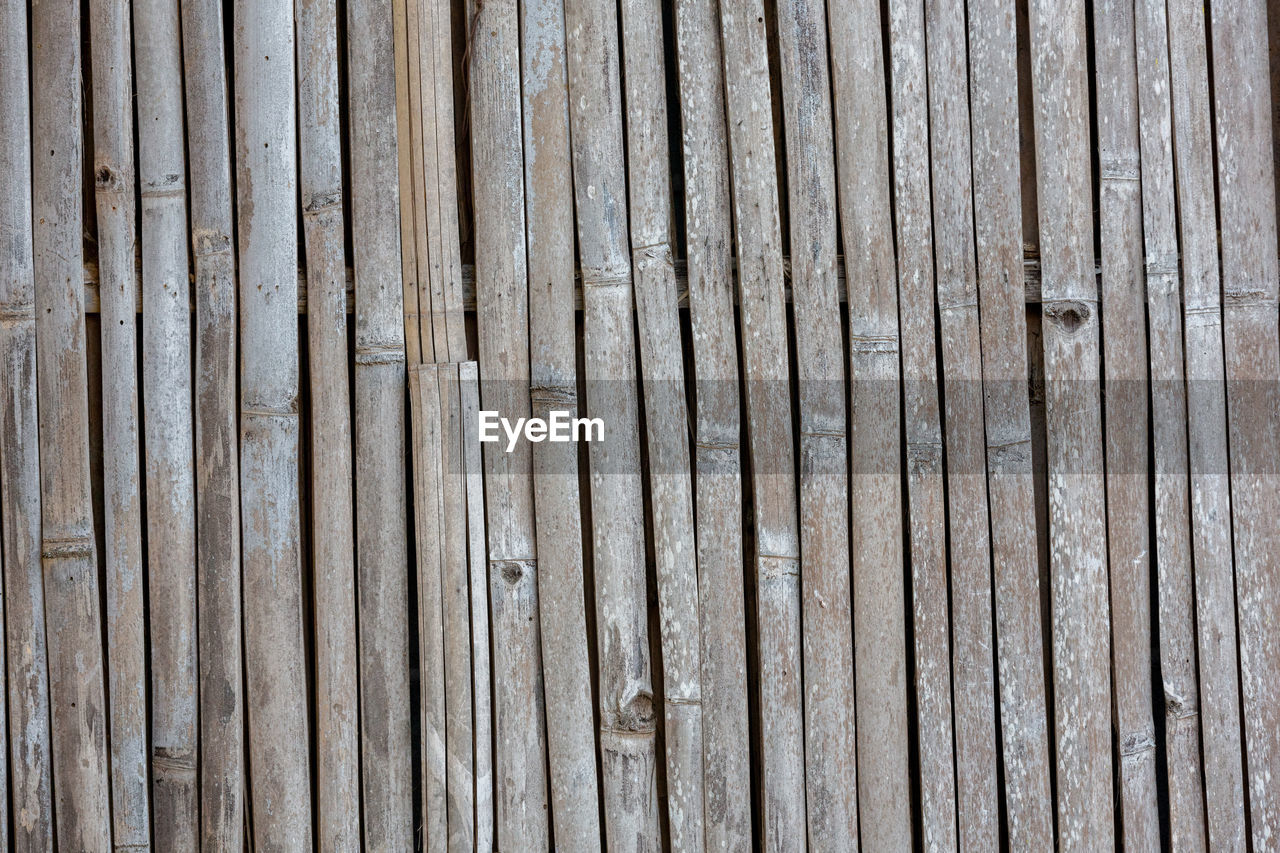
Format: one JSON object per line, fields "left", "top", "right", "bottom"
{"left": 41, "top": 536, "right": 94, "bottom": 560}
{"left": 355, "top": 342, "right": 405, "bottom": 365}
{"left": 530, "top": 384, "right": 577, "bottom": 406}
{"left": 0, "top": 302, "right": 36, "bottom": 321}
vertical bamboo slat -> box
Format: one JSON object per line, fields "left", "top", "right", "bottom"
{"left": 181, "top": 0, "right": 246, "bottom": 845}
{"left": 828, "top": 0, "right": 911, "bottom": 845}
{"left": 717, "top": 0, "right": 807, "bottom": 845}
{"left": 296, "top": 0, "right": 361, "bottom": 844}
{"left": 965, "top": 0, "right": 1055, "bottom": 843}
{"left": 346, "top": 0, "right": 415, "bottom": 843}
{"left": 0, "top": 2, "right": 54, "bottom": 846}
{"left": 1167, "top": 1, "right": 1246, "bottom": 845}
{"left": 519, "top": 0, "right": 603, "bottom": 844}
{"left": 1093, "top": 1, "right": 1160, "bottom": 846}
{"left": 1209, "top": 1, "right": 1280, "bottom": 842}
{"left": 1027, "top": 0, "right": 1115, "bottom": 845}
{"left": 394, "top": 0, "right": 423, "bottom": 367}
{"left": 888, "top": 0, "right": 960, "bottom": 848}
{"left": 88, "top": 0, "right": 150, "bottom": 845}
{"left": 673, "top": 0, "right": 753, "bottom": 846}
{"left": 134, "top": 0, "right": 200, "bottom": 841}
{"left": 470, "top": 0, "right": 551, "bottom": 846}
{"left": 234, "top": 2, "right": 313, "bottom": 847}
{"left": 774, "top": 0, "right": 857, "bottom": 846}
{"left": 1133, "top": 0, "right": 1208, "bottom": 845}
{"left": 564, "top": 0, "right": 660, "bottom": 843}
{"left": 924, "top": 0, "right": 999, "bottom": 845}
{"left": 31, "top": 0, "right": 114, "bottom": 845}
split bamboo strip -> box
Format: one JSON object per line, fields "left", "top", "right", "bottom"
{"left": 1209, "top": 0, "right": 1280, "bottom": 841}
{"left": 405, "top": 0, "right": 436, "bottom": 361}
{"left": 88, "top": 0, "right": 150, "bottom": 845}
{"left": 716, "top": 0, "right": 807, "bottom": 844}
{"left": 411, "top": 364, "right": 448, "bottom": 852}
{"left": 233, "top": 2, "right": 313, "bottom": 846}
{"left": 1133, "top": 0, "right": 1208, "bottom": 844}
{"left": 923, "top": 0, "right": 999, "bottom": 845}
{"left": 564, "top": 0, "right": 661, "bottom": 843}
{"left": 394, "top": 0, "right": 424, "bottom": 367}
{"left": 470, "top": 0, "right": 550, "bottom": 845}
{"left": 460, "top": 362, "right": 495, "bottom": 851}
{"left": 828, "top": 0, "right": 911, "bottom": 845}
{"left": 1093, "top": 0, "right": 1160, "bottom": 845}
{"left": 519, "top": 0, "right": 603, "bottom": 843}
{"left": 297, "top": 0, "right": 362, "bottom": 844}
{"left": 31, "top": 0, "right": 115, "bottom": 846}
{"left": 0, "top": 2, "right": 54, "bottom": 846}
{"left": 1167, "top": 0, "right": 1246, "bottom": 845}
{"left": 617, "top": 0, "right": 705, "bottom": 845}
{"left": 775, "top": 0, "right": 857, "bottom": 846}
{"left": 135, "top": 0, "right": 200, "bottom": 841}
{"left": 673, "top": 0, "right": 752, "bottom": 845}
{"left": 889, "top": 0, "right": 960, "bottom": 848}
{"left": 181, "top": 0, "right": 246, "bottom": 845}
{"left": 347, "top": 0, "right": 415, "bottom": 842}
{"left": 1027, "top": 0, "right": 1114, "bottom": 844}
{"left": 965, "top": 0, "right": 1054, "bottom": 842}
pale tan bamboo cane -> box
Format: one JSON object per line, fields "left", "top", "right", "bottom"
{"left": 716, "top": 2, "right": 807, "bottom": 845}
{"left": 828, "top": 0, "right": 911, "bottom": 845}
{"left": 88, "top": 0, "right": 150, "bottom": 845}
{"left": 773, "top": 0, "right": 856, "bottom": 846}
{"left": 1093, "top": 1, "right": 1160, "bottom": 846}
{"left": 888, "top": 1, "right": 960, "bottom": 848}
{"left": 31, "top": 0, "right": 113, "bottom": 846}
{"left": 1208, "top": 0, "right": 1280, "bottom": 842}
{"left": 394, "top": 0, "right": 424, "bottom": 368}
{"left": 1133, "top": 0, "right": 1208, "bottom": 845}
{"left": 181, "top": 0, "right": 246, "bottom": 846}
{"left": 519, "top": 0, "right": 602, "bottom": 845}
{"left": 134, "top": 0, "right": 200, "bottom": 841}
{"left": 673, "top": 0, "right": 752, "bottom": 845}
{"left": 616, "top": 0, "right": 705, "bottom": 846}
{"left": 964, "top": 0, "right": 1054, "bottom": 843}
{"left": 233, "top": 3, "right": 313, "bottom": 847}
{"left": 922, "top": 0, "right": 999, "bottom": 846}
{"left": 346, "top": 0, "right": 415, "bottom": 843}
{"left": 0, "top": 3, "right": 54, "bottom": 847}
{"left": 564, "top": 0, "right": 660, "bottom": 844}
{"left": 1168, "top": 1, "right": 1246, "bottom": 846}
{"left": 297, "top": 0, "right": 361, "bottom": 845}
{"left": 1027, "top": 0, "right": 1114, "bottom": 845}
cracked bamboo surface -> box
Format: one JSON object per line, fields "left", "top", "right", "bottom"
{"left": 2, "top": 0, "right": 1278, "bottom": 848}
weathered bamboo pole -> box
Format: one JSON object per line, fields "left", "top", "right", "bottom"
{"left": 1209, "top": 0, "right": 1280, "bottom": 842}
{"left": 405, "top": 0, "right": 436, "bottom": 361}
{"left": 774, "top": 0, "right": 857, "bottom": 846}
{"left": 1167, "top": 1, "right": 1246, "bottom": 845}
{"left": 88, "top": 0, "right": 150, "bottom": 845}
{"left": 346, "top": 0, "right": 415, "bottom": 843}
{"left": 181, "top": 0, "right": 246, "bottom": 845}
{"left": 135, "top": 0, "right": 200, "bottom": 841}
{"left": 673, "top": 0, "right": 752, "bottom": 846}
{"left": 297, "top": 0, "right": 361, "bottom": 844}
{"left": 0, "top": 3, "right": 54, "bottom": 847}
{"left": 470, "top": 0, "right": 551, "bottom": 846}
{"left": 923, "top": 0, "right": 998, "bottom": 846}
{"left": 617, "top": 0, "right": 705, "bottom": 846}
{"left": 965, "top": 0, "right": 1055, "bottom": 843}
{"left": 519, "top": 0, "right": 602, "bottom": 844}
{"left": 233, "top": 2, "right": 313, "bottom": 847}
{"left": 1093, "top": 1, "right": 1160, "bottom": 846}
{"left": 889, "top": 0, "right": 961, "bottom": 848}
{"left": 1027, "top": 0, "right": 1114, "bottom": 845}
{"left": 31, "top": 0, "right": 114, "bottom": 846}
{"left": 1133, "top": 0, "right": 1207, "bottom": 845}
{"left": 828, "top": 0, "right": 911, "bottom": 846}
{"left": 564, "top": 0, "right": 660, "bottom": 845}
{"left": 394, "top": 0, "right": 423, "bottom": 367}
{"left": 716, "top": 1, "right": 807, "bottom": 845}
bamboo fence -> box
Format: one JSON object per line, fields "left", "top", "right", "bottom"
{"left": 2, "top": 0, "right": 1280, "bottom": 849}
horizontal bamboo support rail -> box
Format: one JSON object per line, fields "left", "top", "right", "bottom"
{"left": 81, "top": 248, "right": 1064, "bottom": 313}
